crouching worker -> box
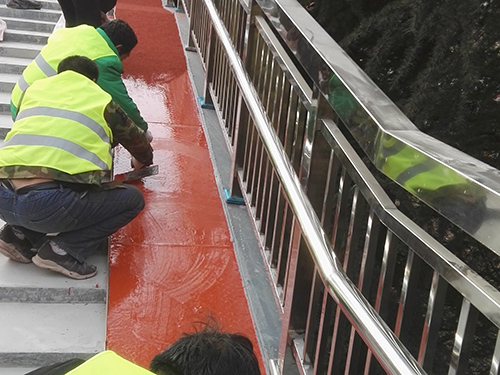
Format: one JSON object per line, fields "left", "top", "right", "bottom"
{"left": 0, "top": 55, "right": 153, "bottom": 280}
{"left": 26, "top": 325, "right": 261, "bottom": 374}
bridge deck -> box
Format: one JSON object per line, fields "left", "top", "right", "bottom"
{"left": 106, "top": 0, "right": 268, "bottom": 371}
{"left": 0, "top": 0, "right": 280, "bottom": 373}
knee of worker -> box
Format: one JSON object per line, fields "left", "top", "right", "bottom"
{"left": 123, "top": 185, "right": 146, "bottom": 216}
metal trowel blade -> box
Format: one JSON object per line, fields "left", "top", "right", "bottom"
{"left": 115, "top": 165, "right": 159, "bottom": 182}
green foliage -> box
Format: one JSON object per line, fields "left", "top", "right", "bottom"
{"left": 302, "top": 0, "right": 500, "bottom": 168}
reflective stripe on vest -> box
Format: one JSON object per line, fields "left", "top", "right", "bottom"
{"left": 16, "top": 107, "right": 111, "bottom": 145}
{"left": 3, "top": 134, "right": 109, "bottom": 170}
{"left": 34, "top": 53, "right": 57, "bottom": 78}
{"left": 11, "top": 25, "right": 117, "bottom": 115}
{"left": 1, "top": 71, "right": 113, "bottom": 175}
{"left": 66, "top": 351, "right": 155, "bottom": 375}
{"left": 377, "top": 134, "right": 468, "bottom": 194}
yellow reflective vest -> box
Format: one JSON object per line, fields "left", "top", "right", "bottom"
{"left": 11, "top": 25, "right": 116, "bottom": 118}
{"left": 66, "top": 351, "right": 155, "bottom": 375}
{"left": 0, "top": 71, "right": 113, "bottom": 176}
{"left": 376, "top": 134, "right": 473, "bottom": 198}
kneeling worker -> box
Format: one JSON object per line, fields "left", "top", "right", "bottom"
{"left": 0, "top": 56, "right": 153, "bottom": 280}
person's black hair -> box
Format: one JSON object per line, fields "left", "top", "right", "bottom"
{"left": 57, "top": 55, "right": 99, "bottom": 81}
{"left": 100, "top": 0, "right": 117, "bottom": 13}
{"left": 100, "top": 19, "right": 138, "bottom": 55}
{"left": 150, "top": 324, "right": 261, "bottom": 375}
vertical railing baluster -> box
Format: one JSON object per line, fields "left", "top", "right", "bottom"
{"left": 418, "top": 271, "right": 447, "bottom": 371}
{"left": 448, "top": 300, "right": 479, "bottom": 375}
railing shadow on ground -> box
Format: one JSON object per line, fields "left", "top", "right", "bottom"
{"left": 175, "top": 0, "right": 500, "bottom": 374}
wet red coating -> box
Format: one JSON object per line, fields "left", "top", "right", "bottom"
{"left": 106, "top": 0, "right": 265, "bottom": 371}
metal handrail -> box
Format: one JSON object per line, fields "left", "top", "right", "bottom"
{"left": 256, "top": 0, "right": 500, "bottom": 255}
{"left": 202, "top": 0, "right": 427, "bottom": 373}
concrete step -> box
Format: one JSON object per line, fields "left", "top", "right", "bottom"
{"left": 2, "top": 16, "right": 56, "bottom": 33}
{"left": 0, "top": 115, "right": 13, "bottom": 130}
{"left": 0, "top": 0, "right": 61, "bottom": 11}
{"left": 0, "top": 91, "right": 11, "bottom": 116}
{"left": 0, "top": 302, "right": 106, "bottom": 367}
{"left": 0, "top": 6, "right": 109, "bottom": 373}
{"left": 0, "top": 91, "right": 11, "bottom": 115}
{"left": 0, "top": 254, "right": 108, "bottom": 303}
{"left": 4, "top": 28, "right": 50, "bottom": 44}
{"left": 0, "top": 40, "right": 42, "bottom": 59}
{"left": 0, "top": 4, "right": 61, "bottom": 23}
{"left": 0, "top": 55, "right": 31, "bottom": 74}
{"left": 0, "top": 72, "right": 18, "bottom": 92}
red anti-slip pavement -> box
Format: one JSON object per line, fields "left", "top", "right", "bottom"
{"left": 106, "top": 0, "right": 264, "bottom": 371}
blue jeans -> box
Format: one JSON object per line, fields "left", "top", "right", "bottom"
{"left": 0, "top": 183, "right": 144, "bottom": 262}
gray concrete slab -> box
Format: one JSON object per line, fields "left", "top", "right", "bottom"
{"left": 0, "top": 56, "right": 31, "bottom": 74}
{"left": 0, "top": 302, "right": 106, "bottom": 353}
{"left": 0, "top": 92, "right": 10, "bottom": 103}
{"left": 0, "top": 93, "right": 11, "bottom": 115}
{"left": 0, "top": 253, "right": 108, "bottom": 303}
{"left": 0, "top": 73, "right": 17, "bottom": 92}
{"left": 0, "top": 115, "right": 13, "bottom": 129}
{"left": 0, "top": 5, "right": 61, "bottom": 22}
{"left": 4, "top": 29, "right": 50, "bottom": 44}
{"left": 1, "top": 16, "right": 56, "bottom": 32}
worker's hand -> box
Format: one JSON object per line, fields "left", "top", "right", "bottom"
{"left": 145, "top": 129, "right": 153, "bottom": 143}
{"left": 131, "top": 157, "right": 146, "bottom": 171}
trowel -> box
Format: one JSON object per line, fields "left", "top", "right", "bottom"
{"left": 114, "top": 165, "right": 159, "bottom": 182}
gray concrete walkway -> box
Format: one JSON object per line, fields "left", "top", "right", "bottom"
{"left": 0, "top": 2, "right": 108, "bottom": 372}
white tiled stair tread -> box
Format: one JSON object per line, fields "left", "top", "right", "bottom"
{"left": 0, "top": 303, "right": 106, "bottom": 353}
{"left": 1, "top": 16, "right": 56, "bottom": 26}
{"left": 0, "top": 39, "right": 44, "bottom": 50}
{"left": 0, "top": 115, "right": 13, "bottom": 129}
{"left": 6, "top": 27, "right": 51, "bottom": 35}
{"left": 0, "top": 91, "right": 11, "bottom": 103}
{"left": 0, "top": 55, "right": 33, "bottom": 65}
{"left": 0, "top": 73, "right": 19, "bottom": 83}
{"left": 0, "top": 253, "right": 109, "bottom": 290}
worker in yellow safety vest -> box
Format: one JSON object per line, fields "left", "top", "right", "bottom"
{"left": 375, "top": 133, "right": 487, "bottom": 233}
{"left": 327, "top": 73, "right": 486, "bottom": 234}
{"left": 10, "top": 19, "right": 152, "bottom": 141}
{"left": 25, "top": 326, "right": 261, "bottom": 375}
{"left": 0, "top": 56, "right": 153, "bottom": 279}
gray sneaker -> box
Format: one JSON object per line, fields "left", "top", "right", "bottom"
{"left": 32, "top": 242, "right": 97, "bottom": 280}
{"left": 0, "top": 224, "right": 35, "bottom": 263}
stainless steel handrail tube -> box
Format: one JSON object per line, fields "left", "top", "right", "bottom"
{"left": 254, "top": 0, "right": 500, "bottom": 254}
{"left": 322, "top": 119, "right": 500, "bottom": 329}
{"left": 202, "top": 0, "right": 427, "bottom": 373}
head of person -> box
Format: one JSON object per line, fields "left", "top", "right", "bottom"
{"left": 100, "top": 19, "right": 138, "bottom": 60}
{"left": 149, "top": 326, "right": 261, "bottom": 375}
{"left": 100, "top": 0, "right": 117, "bottom": 13}
{"left": 57, "top": 55, "right": 99, "bottom": 82}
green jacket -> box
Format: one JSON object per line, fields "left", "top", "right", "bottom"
{"left": 10, "top": 25, "right": 148, "bottom": 132}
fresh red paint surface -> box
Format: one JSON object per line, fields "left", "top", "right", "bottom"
{"left": 106, "top": 0, "right": 264, "bottom": 370}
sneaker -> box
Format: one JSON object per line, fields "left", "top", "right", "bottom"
{"left": 0, "top": 224, "right": 35, "bottom": 263}
{"left": 32, "top": 242, "right": 97, "bottom": 280}
{"left": 6, "top": 0, "right": 42, "bottom": 9}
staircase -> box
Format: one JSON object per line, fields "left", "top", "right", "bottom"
{"left": 0, "top": 1, "right": 108, "bottom": 373}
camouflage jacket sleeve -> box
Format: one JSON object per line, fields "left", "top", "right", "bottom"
{"left": 104, "top": 101, "right": 154, "bottom": 166}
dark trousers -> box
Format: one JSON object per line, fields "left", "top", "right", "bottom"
{"left": 0, "top": 183, "right": 145, "bottom": 262}
{"left": 57, "top": 0, "right": 103, "bottom": 27}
